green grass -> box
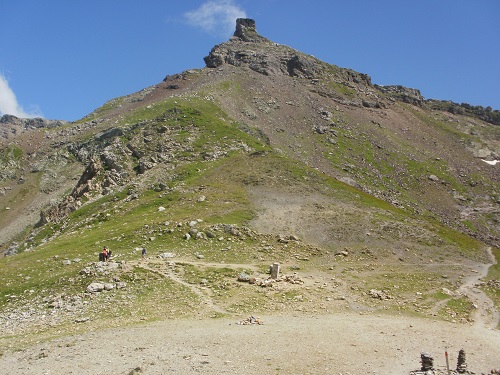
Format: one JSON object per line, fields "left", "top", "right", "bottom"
{"left": 430, "top": 290, "right": 453, "bottom": 301}
{"left": 76, "top": 96, "right": 127, "bottom": 122}
{"left": 217, "top": 80, "right": 242, "bottom": 93}
{"left": 328, "top": 81, "right": 356, "bottom": 97}
{"left": 426, "top": 221, "right": 484, "bottom": 256}
{"left": 0, "top": 144, "right": 24, "bottom": 179}
{"left": 1, "top": 144, "right": 23, "bottom": 160}
{"left": 481, "top": 247, "right": 500, "bottom": 328}
{"left": 437, "top": 296, "right": 474, "bottom": 320}
{"left": 486, "top": 248, "right": 500, "bottom": 280}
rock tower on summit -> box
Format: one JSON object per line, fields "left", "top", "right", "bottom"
{"left": 233, "top": 18, "right": 267, "bottom": 42}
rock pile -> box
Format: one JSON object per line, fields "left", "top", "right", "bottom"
{"left": 420, "top": 352, "right": 434, "bottom": 371}
{"left": 236, "top": 316, "right": 263, "bottom": 325}
{"left": 237, "top": 271, "right": 304, "bottom": 288}
{"left": 86, "top": 281, "right": 126, "bottom": 293}
{"left": 374, "top": 85, "right": 424, "bottom": 106}
{"left": 456, "top": 349, "right": 467, "bottom": 373}
{"left": 368, "top": 289, "right": 394, "bottom": 300}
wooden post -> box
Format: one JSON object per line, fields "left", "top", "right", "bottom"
{"left": 445, "top": 348, "right": 451, "bottom": 375}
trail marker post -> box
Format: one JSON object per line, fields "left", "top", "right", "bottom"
{"left": 445, "top": 348, "right": 451, "bottom": 375}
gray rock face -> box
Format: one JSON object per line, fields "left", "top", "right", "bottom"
{"left": 375, "top": 84, "right": 424, "bottom": 106}
{"left": 203, "top": 18, "right": 320, "bottom": 79}
{"left": 0, "top": 114, "right": 66, "bottom": 131}
{"left": 100, "top": 150, "right": 123, "bottom": 172}
{"left": 4, "top": 242, "right": 19, "bottom": 256}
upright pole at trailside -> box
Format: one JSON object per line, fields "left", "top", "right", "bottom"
{"left": 445, "top": 348, "right": 451, "bottom": 375}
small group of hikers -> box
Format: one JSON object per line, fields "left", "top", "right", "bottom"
{"left": 98, "top": 246, "right": 112, "bottom": 262}
{"left": 98, "top": 246, "right": 147, "bottom": 262}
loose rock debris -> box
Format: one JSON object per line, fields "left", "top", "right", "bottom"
{"left": 237, "top": 272, "right": 304, "bottom": 287}
{"left": 237, "top": 316, "right": 263, "bottom": 325}
{"left": 368, "top": 289, "right": 394, "bottom": 300}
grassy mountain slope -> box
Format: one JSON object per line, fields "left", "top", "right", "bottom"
{"left": 0, "top": 19, "right": 498, "bottom": 347}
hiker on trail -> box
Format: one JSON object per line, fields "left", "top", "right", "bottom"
{"left": 106, "top": 247, "right": 112, "bottom": 260}
{"left": 141, "top": 247, "right": 147, "bottom": 259}
{"left": 102, "top": 247, "right": 108, "bottom": 262}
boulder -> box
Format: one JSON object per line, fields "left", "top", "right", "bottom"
{"left": 238, "top": 273, "right": 251, "bottom": 282}
{"left": 159, "top": 252, "right": 175, "bottom": 259}
{"left": 103, "top": 283, "right": 115, "bottom": 291}
{"left": 4, "top": 242, "right": 19, "bottom": 256}
{"left": 86, "top": 282, "right": 105, "bottom": 293}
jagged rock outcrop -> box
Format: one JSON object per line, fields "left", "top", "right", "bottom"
{"left": 427, "top": 99, "right": 500, "bottom": 125}
{"left": 233, "top": 18, "right": 268, "bottom": 43}
{"left": 0, "top": 114, "right": 66, "bottom": 129}
{"left": 38, "top": 159, "right": 102, "bottom": 225}
{"left": 204, "top": 18, "right": 322, "bottom": 78}
{"left": 375, "top": 85, "right": 425, "bottom": 107}
{"left": 3, "top": 242, "right": 19, "bottom": 257}
{"left": 374, "top": 86, "right": 500, "bottom": 125}
{"left": 0, "top": 115, "right": 66, "bottom": 140}
{"left": 72, "top": 159, "right": 102, "bottom": 197}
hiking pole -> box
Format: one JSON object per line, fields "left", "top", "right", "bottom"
{"left": 445, "top": 347, "right": 451, "bottom": 375}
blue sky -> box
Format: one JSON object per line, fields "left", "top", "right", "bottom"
{"left": 1, "top": 0, "right": 499, "bottom": 121}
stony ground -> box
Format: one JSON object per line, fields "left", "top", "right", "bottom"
{"left": 0, "top": 313, "right": 498, "bottom": 375}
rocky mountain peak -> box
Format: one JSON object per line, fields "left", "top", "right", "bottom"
{"left": 233, "top": 18, "right": 267, "bottom": 43}
{"left": 203, "top": 18, "right": 325, "bottom": 79}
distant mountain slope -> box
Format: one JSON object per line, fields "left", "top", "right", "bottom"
{"left": 1, "top": 18, "right": 498, "bottom": 253}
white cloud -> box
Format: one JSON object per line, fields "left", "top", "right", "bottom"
{"left": 184, "top": 0, "right": 246, "bottom": 37}
{"left": 0, "top": 74, "right": 41, "bottom": 118}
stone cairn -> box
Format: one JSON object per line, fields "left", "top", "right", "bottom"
{"left": 420, "top": 353, "right": 434, "bottom": 372}
{"left": 456, "top": 349, "right": 467, "bottom": 373}
{"left": 409, "top": 353, "right": 435, "bottom": 374}
{"left": 409, "top": 349, "right": 500, "bottom": 375}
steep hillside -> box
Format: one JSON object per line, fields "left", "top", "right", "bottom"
{"left": 0, "top": 19, "right": 499, "bottom": 364}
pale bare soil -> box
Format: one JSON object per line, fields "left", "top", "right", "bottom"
{"left": 0, "top": 313, "right": 499, "bottom": 375}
